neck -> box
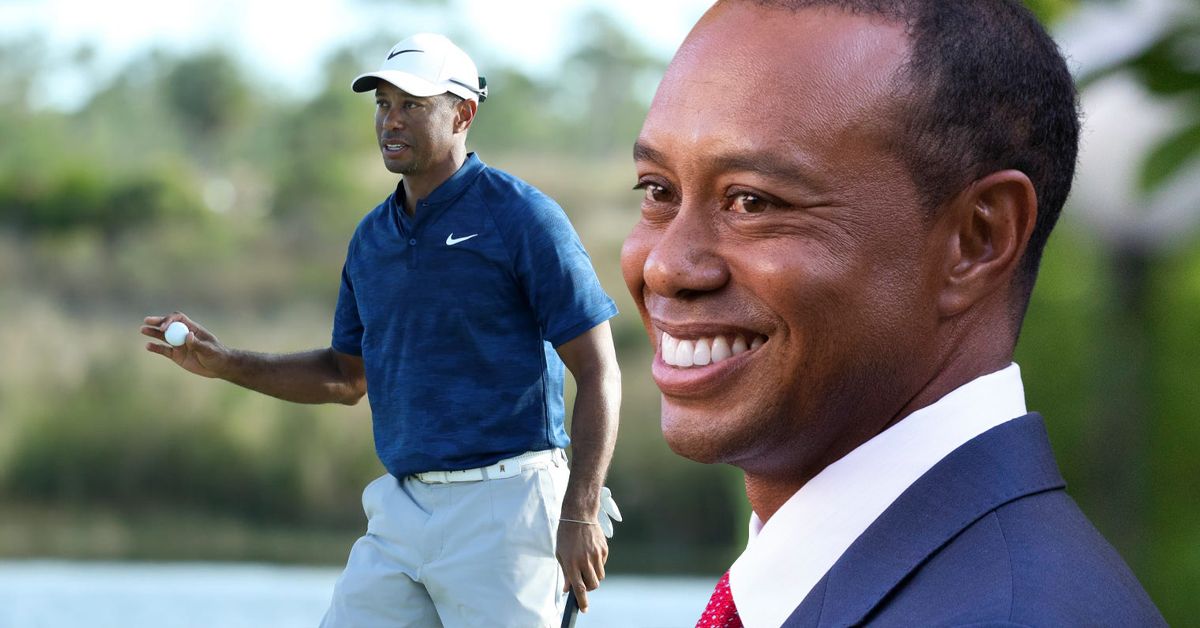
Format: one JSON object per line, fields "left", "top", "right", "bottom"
{"left": 742, "top": 343, "right": 1016, "bottom": 525}
{"left": 744, "top": 474, "right": 805, "bottom": 524}
{"left": 401, "top": 147, "right": 468, "bottom": 215}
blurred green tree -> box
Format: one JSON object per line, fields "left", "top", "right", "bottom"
{"left": 1078, "top": 7, "right": 1200, "bottom": 191}
{"left": 1025, "top": 0, "right": 1079, "bottom": 23}
{"left": 0, "top": 166, "right": 207, "bottom": 241}
{"left": 269, "top": 47, "right": 381, "bottom": 246}
{"left": 163, "top": 51, "right": 252, "bottom": 143}
{"left": 466, "top": 66, "right": 570, "bottom": 154}
{"left": 1077, "top": 2, "right": 1199, "bottom": 619}
{"left": 562, "top": 9, "right": 664, "bottom": 156}
{"left": 1015, "top": 1, "right": 1200, "bottom": 621}
{"left": 0, "top": 36, "right": 41, "bottom": 111}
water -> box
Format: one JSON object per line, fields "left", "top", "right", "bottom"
{"left": 0, "top": 561, "right": 714, "bottom": 628}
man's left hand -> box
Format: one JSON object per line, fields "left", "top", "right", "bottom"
{"left": 556, "top": 519, "right": 609, "bottom": 613}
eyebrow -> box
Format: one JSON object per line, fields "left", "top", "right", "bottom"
{"left": 634, "top": 140, "right": 824, "bottom": 187}
{"left": 632, "top": 141, "right": 667, "bottom": 166}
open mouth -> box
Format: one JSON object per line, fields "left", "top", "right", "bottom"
{"left": 382, "top": 142, "right": 409, "bottom": 154}
{"left": 659, "top": 330, "right": 766, "bottom": 368}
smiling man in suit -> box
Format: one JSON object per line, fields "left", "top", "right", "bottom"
{"left": 621, "top": 1, "right": 1165, "bottom": 626}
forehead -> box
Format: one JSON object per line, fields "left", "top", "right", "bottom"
{"left": 641, "top": 3, "right": 910, "bottom": 169}
{"left": 374, "top": 81, "right": 433, "bottom": 100}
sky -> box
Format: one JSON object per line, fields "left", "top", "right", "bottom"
{"left": 0, "top": 0, "right": 714, "bottom": 109}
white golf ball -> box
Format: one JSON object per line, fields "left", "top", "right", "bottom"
{"left": 164, "top": 321, "right": 190, "bottom": 347}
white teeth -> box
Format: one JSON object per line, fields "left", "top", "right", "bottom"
{"left": 660, "top": 331, "right": 765, "bottom": 368}
{"left": 711, "top": 336, "right": 731, "bottom": 363}
{"left": 675, "top": 340, "right": 695, "bottom": 367}
{"left": 693, "top": 338, "right": 712, "bottom": 366}
{"left": 662, "top": 333, "right": 678, "bottom": 361}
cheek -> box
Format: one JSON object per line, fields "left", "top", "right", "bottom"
{"left": 759, "top": 241, "right": 930, "bottom": 371}
{"left": 734, "top": 240, "right": 844, "bottom": 313}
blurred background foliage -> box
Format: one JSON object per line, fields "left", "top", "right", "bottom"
{"left": 1, "top": 0, "right": 1198, "bottom": 622}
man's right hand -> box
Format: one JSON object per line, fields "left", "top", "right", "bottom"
{"left": 141, "top": 312, "right": 227, "bottom": 379}
{"left": 140, "top": 313, "right": 365, "bottom": 405}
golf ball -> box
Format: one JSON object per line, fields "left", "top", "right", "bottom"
{"left": 164, "top": 321, "right": 190, "bottom": 347}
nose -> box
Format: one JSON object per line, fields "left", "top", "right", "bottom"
{"left": 640, "top": 204, "right": 729, "bottom": 299}
{"left": 379, "top": 107, "right": 405, "bottom": 131}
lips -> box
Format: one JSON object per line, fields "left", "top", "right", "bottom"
{"left": 651, "top": 326, "right": 768, "bottom": 398}
{"left": 381, "top": 137, "right": 411, "bottom": 154}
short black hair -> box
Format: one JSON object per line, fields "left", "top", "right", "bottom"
{"left": 730, "top": 0, "right": 1080, "bottom": 308}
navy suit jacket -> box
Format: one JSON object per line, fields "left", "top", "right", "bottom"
{"left": 782, "top": 414, "right": 1165, "bottom": 627}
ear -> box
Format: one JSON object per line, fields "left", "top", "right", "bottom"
{"left": 937, "top": 170, "right": 1038, "bottom": 317}
{"left": 453, "top": 98, "right": 478, "bottom": 134}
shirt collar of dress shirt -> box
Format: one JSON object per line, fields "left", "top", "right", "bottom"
{"left": 729, "top": 363, "right": 1028, "bottom": 628}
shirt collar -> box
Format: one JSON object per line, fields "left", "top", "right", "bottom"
{"left": 425, "top": 152, "right": 485, "bottom": 205}
{"left": 391, "top": 152, "right": 486, "bottom": 215}
{"left": 729, "top": 364, "right": 1027, "bottom": 628}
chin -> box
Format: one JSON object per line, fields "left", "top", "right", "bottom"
{"left": 661, "top": 407, "right": 741, "bottom": 465}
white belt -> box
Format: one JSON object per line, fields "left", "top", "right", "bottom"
{"left": 413, "top": 449, "right": 562, "bottom": 484}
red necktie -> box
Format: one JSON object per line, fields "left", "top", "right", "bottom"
{"left": 696, "top": 571, "right": 744, "bottom": 628}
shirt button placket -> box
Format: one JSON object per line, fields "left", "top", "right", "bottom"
{"left": 408, "top": 200, "right": 426, "bottom": 268}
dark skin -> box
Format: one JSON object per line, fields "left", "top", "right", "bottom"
{"left": 373, "top": 82, "right": 474, "bottom": 215}
{"left": 141, "top": 312, "right": 365, "bottom": 403}
{"left": 620, "top": 2, "right": 1038, "bottom": 522}
{"left": 143, "top": 81, "right": 621, "bottom": 612}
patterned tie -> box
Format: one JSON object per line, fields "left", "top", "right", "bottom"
{"left": 696, "top": 571, "right": 743, "bottom": 628}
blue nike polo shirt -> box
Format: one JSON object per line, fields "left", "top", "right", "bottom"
{"left": 332, "top": 153, "right": 618, "bottom": 478}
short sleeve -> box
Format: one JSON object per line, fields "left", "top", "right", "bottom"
{"left": 331, "top": 261, "right": 364, "bottom": 356}
{"left": 507, "top": 198, "right": 618, "bottom": 347}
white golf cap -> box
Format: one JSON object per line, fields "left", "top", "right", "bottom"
{"left": 351, "top": 33, "right": 488, "bottom": 102}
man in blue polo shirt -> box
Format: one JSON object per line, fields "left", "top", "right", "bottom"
{"left": 142, "top": 32, "right": 621, "bottom": 627}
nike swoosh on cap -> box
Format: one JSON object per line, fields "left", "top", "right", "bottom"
{"left": 446, "top": 233, "right": 479, "bottom": 246}
{"left": 387, "top": 49, "right": 421, "bottom": 60}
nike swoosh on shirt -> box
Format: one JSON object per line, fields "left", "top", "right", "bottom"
{"left": 387, "top": 49, "right": 421, "bottom": 60}
{"left": 445, "top": 233, "right": 479, "bottom": 246}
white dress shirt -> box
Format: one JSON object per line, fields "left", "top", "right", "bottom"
{"left": 729, "top": 364, "right": 1028, "bottom": 628}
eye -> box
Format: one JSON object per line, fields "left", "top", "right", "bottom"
{"left": 375, "top": 100, "right": 389, "bottom": 109}
{"left": 633, "top": 180, "right": 674, "bottom": 205}
{"left": 403, "top": 101, "right": 422, "bottom": 110}
{"left": 728, "top": 191, "right": 773, "bottom": 214}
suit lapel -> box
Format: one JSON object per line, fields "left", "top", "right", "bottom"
{"left": 785, "top": 413, "right": 1066, "bottom": 627}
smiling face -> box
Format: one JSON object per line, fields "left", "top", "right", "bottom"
{"left": 622, "top": 3, "right": 951, "bottom": 482}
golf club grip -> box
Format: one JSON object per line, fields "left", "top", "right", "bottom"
{"left": 561, "top": 589, "right": 580, "bottom": 628}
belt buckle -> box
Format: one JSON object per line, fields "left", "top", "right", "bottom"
{"left": 425, "top": 471, "right": 449, "bottom": 484}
